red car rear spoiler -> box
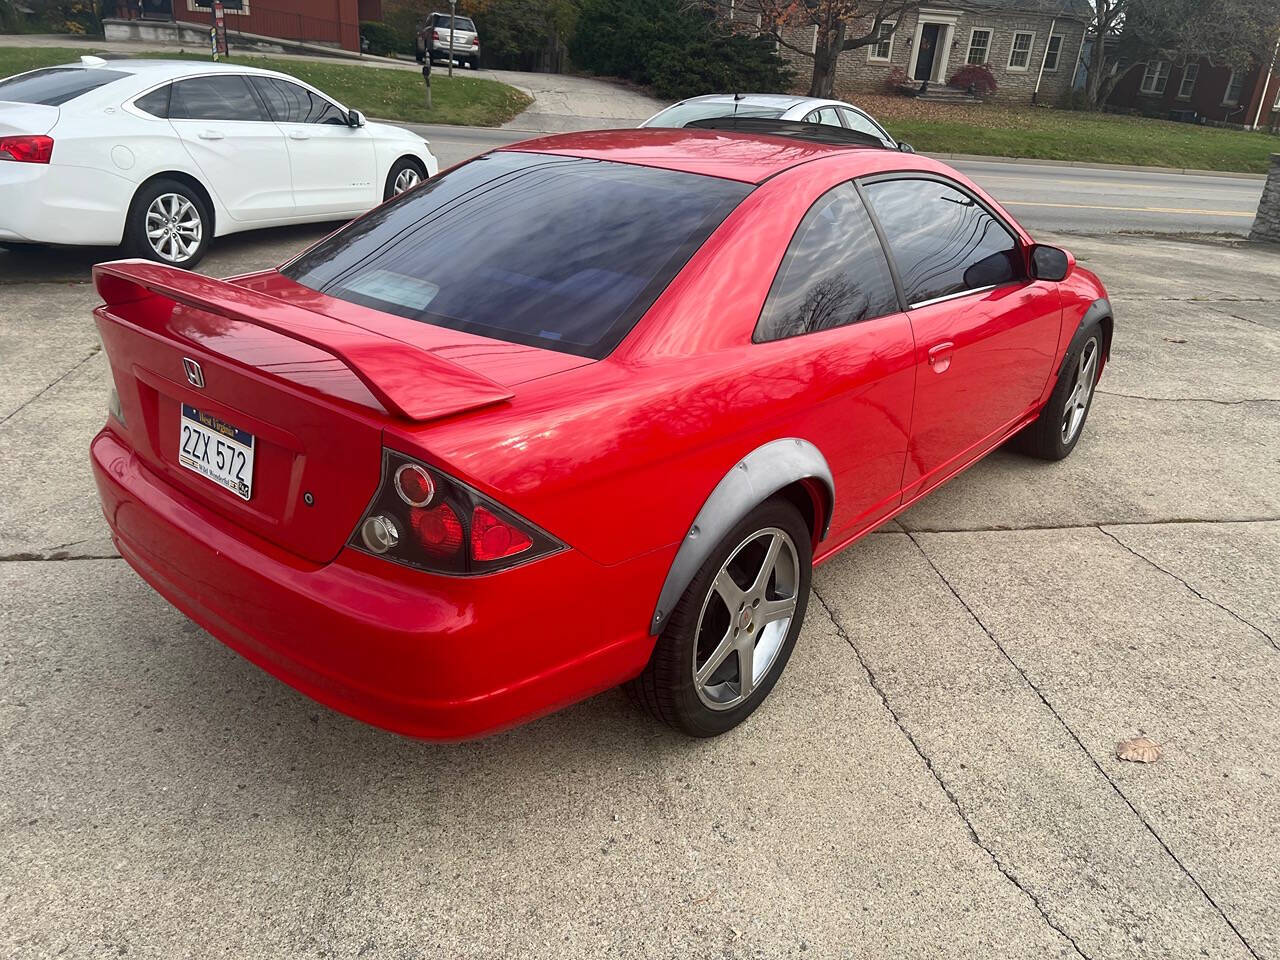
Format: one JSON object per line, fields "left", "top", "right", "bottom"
{"left": 93, "top": 260, "right": 514, "bottom": 422}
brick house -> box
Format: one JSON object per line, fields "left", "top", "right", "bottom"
{"left": 107, "top": 0, "right": 365, "bottom": 53}
{"left": 1105, "top": 52, "right": 1280, "bottom": 130}
{"left": 728, "top": 0, "right": 1093, "bottom": 104}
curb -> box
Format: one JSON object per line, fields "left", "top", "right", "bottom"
{"left": 923, "top": 152, "right": 1267, "bottom": 180}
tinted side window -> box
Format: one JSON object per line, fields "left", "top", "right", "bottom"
{"left": 755, "top": 183, "right": 900, "bottom": 342}
{"left": 133, "top": 84, "right": 171, "bottom": 117}
{"left": 805, "top": 107, "right": 841, "bottom": 127}
{"left": 864, "top": 178, "right": 1021, "bottom": 306}
{"left": 169, "top": 75, "right": 266, "bottom": 121}
{"left": 839, "top": 107, "right": 888, "bottom": 143}
{"left": 252, "top": 77, "right": 347, "bottom": 125}
{"left": 0, "top": 67, "right": 127, "bottom": 106}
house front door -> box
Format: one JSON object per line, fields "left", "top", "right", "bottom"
{"left": 914, "top": 23, "right": 941, "bottom": 81}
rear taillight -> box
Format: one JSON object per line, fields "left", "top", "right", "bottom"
{"left": 432, "top": 29, "right": 440, "bottom": 40}
{"left": 351, "top": 449, "right": 563, "bottom": 574}
{"left": 472, "top": 37, "right": 479, "bottom": 46}
{"left": 0, "top": 135, "right": 53, "bottom": 164}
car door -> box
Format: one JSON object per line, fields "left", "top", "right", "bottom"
{"left": 837, "top": 106, "right": 895, "bottom": 148}
{"left": 753, "top": 181, "right": 916, "bottom": 541}
{"left": 862, "top": 175, "right": 1061, "bottom": 497}
{"left": 166, "top": 74, "right": 294, "bottom": 222}
{"left": 251, "top": 76, "right": 377, "bottom": 217}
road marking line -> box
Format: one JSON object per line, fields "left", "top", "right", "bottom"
{"left": 1002, "top": 200, "right": 1253, "bottom": 217}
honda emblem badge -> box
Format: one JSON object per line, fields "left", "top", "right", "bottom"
{"left": 182, "top": 358, "right": 205, "bottom": 389}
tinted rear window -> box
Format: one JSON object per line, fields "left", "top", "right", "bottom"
{"left": 646, "top": 102, "right": 785, "bottom": 128}
{"left": 0, "top": 67, "right": 127, "bottom": 106}
{"left": 433, "top": 15, "right": 475, "bottom": 30}
{"left": 283, "top": 151, "right": 750, "bottom": 358}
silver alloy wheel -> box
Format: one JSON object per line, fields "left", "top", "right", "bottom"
{"left": 692, "top": 527, "right": 800, "bottom": 711}
{"left": 145, "top": 192, "right": 202, "bottom": 264}
{"left": 1061, "top": 335, "right": 1099, "bottom": 444}
{"left": 393, "top": 166, "right": 422, "bottom": 195}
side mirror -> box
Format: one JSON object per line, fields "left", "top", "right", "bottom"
{"left": 348, "top": 108, "right": 366, "bottom": 128}
{"left": 1029, "top": 243, "right": 1070, "bottom": 282}
{"left": 897, "top": 141, "right": 915, "bottom": 153}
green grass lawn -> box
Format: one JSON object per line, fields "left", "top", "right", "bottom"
{"left": 0, "top": 46, "right": 532, "bottom": 126}
{"left": 857, "top": 94, "right": 1276, "bottom": 174}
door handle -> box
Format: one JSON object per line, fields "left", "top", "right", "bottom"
{"left": 197, "top": 130, "right": 224, "bottom": 140}
{"left": 927, "top": 341, "right": 954, "bottom": 373}
{"left": 288, "top": 131, "right": 311, "bottom": 140}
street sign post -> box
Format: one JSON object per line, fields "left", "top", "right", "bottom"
{"left": 210, "top": 1, "right": 228, "bottom": 60}
{"left": 422, "top": 61, "right": 432, "bottom": 111}
{"left": 448, "top": 0, "right": 456, "bottom": 78}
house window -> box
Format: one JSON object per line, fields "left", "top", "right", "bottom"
{"left": 1224, "top": 69, "right": 1244, "bottom": 105}
{"left": 1007, "top": 32, "right": 1034, "bottom": 71}
{"left": 1178, "top": 63, "right": 1199, "bottom": 99}
{"left": 1140, "top": 60, "right": 1170, "bottom": 94}
{"left": 967, "top": 29, "right": 992, "bottom": 65}
{"left": 1042, "top": 35, "right": 1062, "bottom": 72}
{"left": 869, "top": 21, "right": 895, "bottom": 62}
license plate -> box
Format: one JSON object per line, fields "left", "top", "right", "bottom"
{"left": 178, "top": 404, "right": 255, "bottom": 501}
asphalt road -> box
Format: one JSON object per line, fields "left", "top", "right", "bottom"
{"left": 410, "top": 122, "right": 1266, "bottom": 237}
{"left": 2, "top": 198, "right": 1279, "bottom": 955}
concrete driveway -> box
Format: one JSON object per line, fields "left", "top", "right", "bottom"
{"left": 2, "top": 222, "right": 1278, "bottom": 957}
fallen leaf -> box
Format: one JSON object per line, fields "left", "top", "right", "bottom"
{"left": 1116, "top": 736, "right": 1162, "bottom": 763}
{"left": 1163, "top": 337, "right": 1188, "bottom": 344}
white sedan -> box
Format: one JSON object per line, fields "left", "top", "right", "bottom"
{"left": 641, "top": 93, "right": 911, "bottom": 152}
{"left": 0, "top": 57, "right": 438, "bottom": 267}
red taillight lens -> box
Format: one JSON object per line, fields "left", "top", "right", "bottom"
{"left": 471, "top": 505, "right": 533, "bottom": 561}
{"left": 472, "top": 37, "right": 479, "bottom": 46}
{"left": 394, "top": 462, "right": 434, "bottom": 507}
{"left": 432, "top": 30, "right": 440, "bottom": 39}
{"left": 410, "top": 502, "right": 463, "bottom": 557}
{"left": 351, "top": 450, "right": 562, "bottom": 574}
{"left": 0, "top": 135, "right": 53, "bottom": 164}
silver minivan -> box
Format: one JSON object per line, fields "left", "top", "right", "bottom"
{"left": 416, "top": 13, "right": 481, "bottom": 69}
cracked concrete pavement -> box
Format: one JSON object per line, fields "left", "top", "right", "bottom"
{"left": 1, "top": 214, "right": 1278, "bottom": 958}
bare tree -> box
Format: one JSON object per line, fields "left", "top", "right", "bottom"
{"left": 711, "top": 0, "right": 919, "bottom": 98}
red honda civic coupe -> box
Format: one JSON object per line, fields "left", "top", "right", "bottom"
{"left": 90, "top": 124, "right": 1111, "bottom": 740}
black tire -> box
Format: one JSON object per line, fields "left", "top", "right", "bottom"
{"left": 1011, "top": 320, "right": 1104, "bottom": 460}
{"left": 628, "top": 499, "right": 812, "bottom": 737}
{"left": 383, "top": 156, "right": 427, "bottom": 202}
{"left": 123, "top": 177, "right": 211, "bottom": 269}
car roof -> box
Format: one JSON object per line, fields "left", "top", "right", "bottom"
{"left": 674, "top": 93, "right": 815, "bottom": 109}
{"left": 503, "top": 128, "right": 891, "bottom": 185}
{"left": 54, "top": 58, "right": 283, "bottom": 80}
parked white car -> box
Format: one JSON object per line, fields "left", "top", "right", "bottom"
{"left": 0, "top": 57, "right": 438, "bottom": 267}
{"left": 641, "top": 93, "right": 911, "bottom": 152}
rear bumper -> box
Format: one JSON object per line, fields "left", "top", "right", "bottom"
{"left": 0, "top": 161, "right": 133, "bottom": 246}
{"left": 91, "top": 428, "right": 663, "bottom": 740}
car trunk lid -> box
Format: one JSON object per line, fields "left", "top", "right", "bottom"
{"left": 0, "top": 102, "right": 59, "bottom": 137}
{"left": 93, "top": 259, "right": 521, "bottom": 564}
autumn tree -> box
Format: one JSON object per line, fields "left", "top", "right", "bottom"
{"left": 716, "top": 0, "right": 920, "bottom": 98}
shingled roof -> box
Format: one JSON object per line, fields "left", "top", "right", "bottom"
{"left": 957, "top": 0, "right": 1094, "bottom": 20}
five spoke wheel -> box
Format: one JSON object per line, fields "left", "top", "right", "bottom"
{"left": 693, "top": 527, "right": 800, "bottom": 711}
{"left": 1061, "top": 335, "right": 1099, "bottom": 444}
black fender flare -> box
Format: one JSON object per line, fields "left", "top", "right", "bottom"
{"left": 1059, "top": 297, "right": 1112, "bottom": 379}
{"left": 649, "top": 438, "right": 834, "bottom": 635}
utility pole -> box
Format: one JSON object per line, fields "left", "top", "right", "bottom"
{"left": 448, "top": 0, "right": 456, "bottom": 79}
